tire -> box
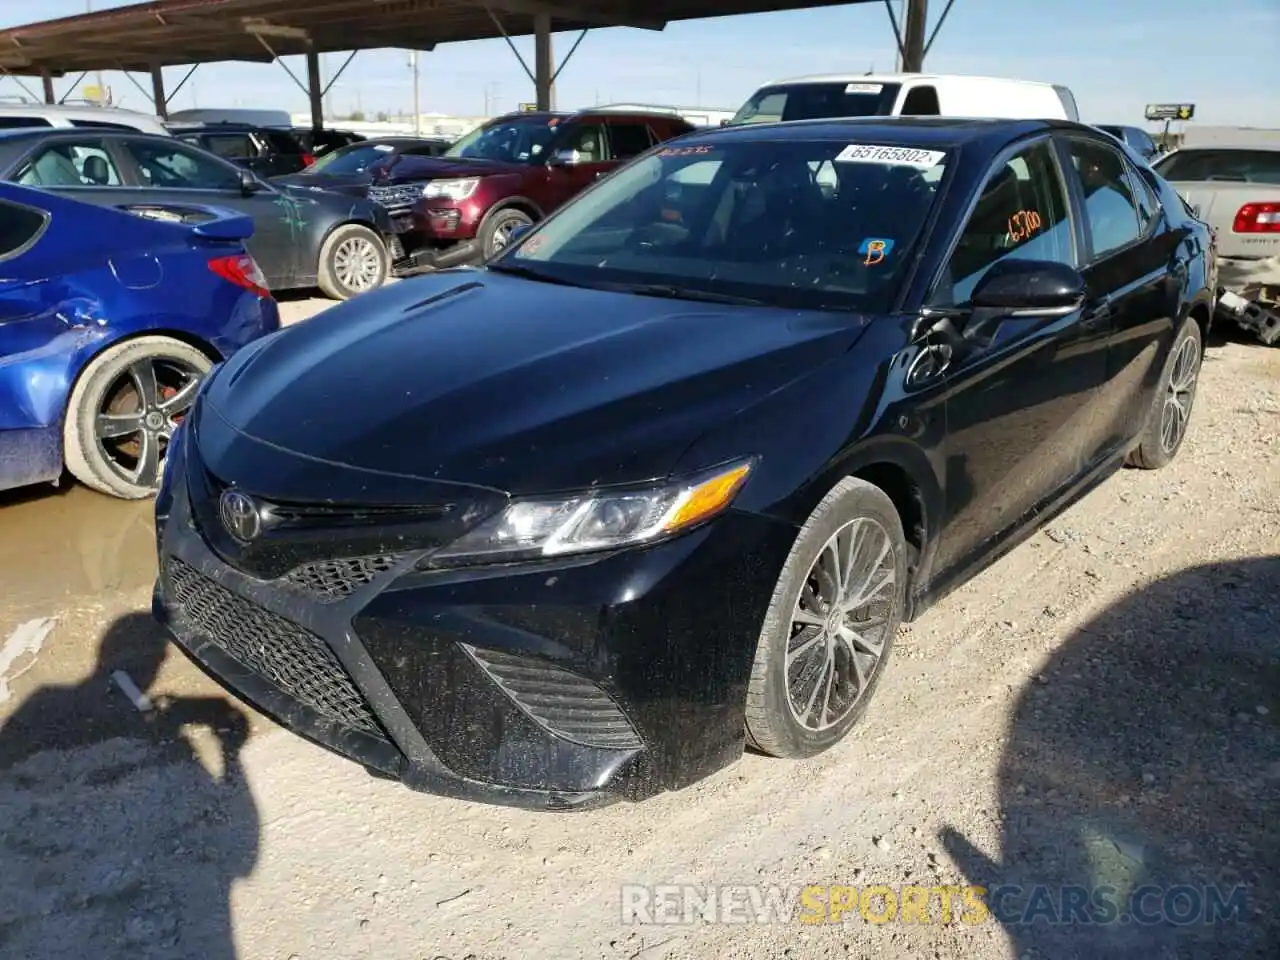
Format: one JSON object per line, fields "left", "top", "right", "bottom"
{"left": 744, "top": 477, "right": 908, "bottom": 759}
{"left": 478, "top": 207, "right": 535, "bottom": 260}
{"left": 63, "top": 336, "right": 213, "bottom": 500}
{"left": 1127, "top": 315, "right": 1203, "bottom": 470}
{"left": 317, "top": 223, "right": 389, "bottom": 301}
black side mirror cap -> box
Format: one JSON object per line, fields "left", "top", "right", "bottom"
{"left": 971, "top": 258, "right": 1087, "bottom": 316}
{"left": 239, "top": 170, "right": 262, "bottom": 195}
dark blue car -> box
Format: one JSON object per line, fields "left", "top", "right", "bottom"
{"left": 0, "top": 181, "right": 279, "bottom": 499}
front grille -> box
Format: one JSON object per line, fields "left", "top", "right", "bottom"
{"left": 284, "top": 555, "right": 404, "bottom": 603}
{"left": 167, "top": 557, "right": 386, "bottom": 739}
{"left": 462, "top": 644, "right": 643, "bottom": 750}
{"left": 369, "top": 184, "right": 422, "bottom": 208}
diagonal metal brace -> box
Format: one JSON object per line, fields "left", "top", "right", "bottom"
{"left": 252, "top": 32, "right": 313, "bottom": 98}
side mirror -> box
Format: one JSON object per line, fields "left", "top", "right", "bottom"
{"left": 970, "top": 259, "right": 1086, "bottom": 317}
{"left": 506, "top": 222, "right": 532, "bottom": 245}
{"left": 239, "top": 169, "right": 263, "bottom": 195}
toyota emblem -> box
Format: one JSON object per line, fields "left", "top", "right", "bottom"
{"left": 219, "top": 489, "right": 262, "bottom": 542}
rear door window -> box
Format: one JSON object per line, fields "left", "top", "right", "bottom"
{"left": 899, "top": 85, "right": 940, "bottom": 116}
{"left": 14, "top": 139, "right": 123, "bottom": 187}
{"left": 607, "top": 123, "right": 656, "bottom": 160}
{"left": 0, "top": 198, "right": 48, "bottom": 259}
{"left": 1062, "top": 138, "right": 1144, "bottom": 258}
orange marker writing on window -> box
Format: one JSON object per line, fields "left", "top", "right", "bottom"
{"left": 1007, "top": 209, "right": 1043, "bottom": 243}
{"left": 863, "top": 240, "right": 887, "bottom": 266}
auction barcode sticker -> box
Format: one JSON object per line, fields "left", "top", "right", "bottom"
{"left": 834, "top": 144, "right": 946, "bottom": 168}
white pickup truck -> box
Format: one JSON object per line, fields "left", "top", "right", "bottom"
{"left": 1152, "top": 143, "right": 1280, "bottom": 345}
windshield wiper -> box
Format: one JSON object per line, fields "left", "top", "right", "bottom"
{"left": 600, "top": 282, "right": 766, "bottom": 306}
{"left": 484, "top": 261, "right": 586, "bottom": 287}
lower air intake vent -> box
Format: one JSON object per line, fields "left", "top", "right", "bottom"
{"left": 461, "top": 645, "right": 643, "bottom": 751}
{"left": 283, "top": 555, "right": 404, "bottom": 603}
{"left": 168, "top": 558, "right": 386, "bottom": 739}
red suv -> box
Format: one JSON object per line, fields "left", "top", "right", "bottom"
{"left": 368, "top": 108, "right": 694, "bottom": 271}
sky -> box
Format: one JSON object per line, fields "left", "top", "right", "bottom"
{"left": 1, "top": 0, "right": 1276, "bottom": 127}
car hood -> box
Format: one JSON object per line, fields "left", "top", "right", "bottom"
{"left": 372, "top": 155, "right": 524, "bottom": 184}
{"left": 200, "top": 269, "right": 871, "bottom": 495}
{"left": 270, "top": 171, "right": 370, "bottom": 195}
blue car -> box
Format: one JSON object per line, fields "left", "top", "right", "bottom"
{"left": 0, "top": 181, "right": 279, "bottom": 499}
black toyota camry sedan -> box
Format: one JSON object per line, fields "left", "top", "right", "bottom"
{"left": 153, "top": 117, "right": 1215, "bottom": 809}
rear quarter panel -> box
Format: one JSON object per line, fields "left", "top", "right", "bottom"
{"left": 0, "top": 190, "right": 276, "bottom": 490}
{"left": 1167, "top": 179, "right": 1280, "bottom": 262}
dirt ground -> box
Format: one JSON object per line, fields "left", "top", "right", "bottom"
{"left": 0, "top": 292, "right": 1276, "bottom": 960}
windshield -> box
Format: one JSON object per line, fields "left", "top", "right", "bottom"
{"left": 307, "top": 142, "right": 398, "bottom": 174}
{"left": 443, "top": 116, "right": 562, "bottom": 163}
{"left": 496, "top": 137, "right": 948, "bottom": 313}
{"left": 728, "top": 82, "right": 900, "bottom": 126}
{"left": 1154, "top": 148, "right": 1280, "bottom": 184}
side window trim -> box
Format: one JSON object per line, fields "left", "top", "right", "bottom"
{"left": 1055, "top": 133, "right": 1146, "bottom": 265}
{"left": 925, "top": 133, "right": 1077, "bottom": 302}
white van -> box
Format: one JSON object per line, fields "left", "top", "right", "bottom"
{"left": 727, "top": 73, "right": 1080, "bottom": 126}
{"left": 0, "top": 103, "right": 171, "bottom": 136}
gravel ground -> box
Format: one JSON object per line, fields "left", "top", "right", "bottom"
{"left": 0, "top": 299, "right": 1276, "bottom": 960}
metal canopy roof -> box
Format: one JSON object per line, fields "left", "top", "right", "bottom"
{"left": 0, "top": 0, "right": 880, "bottom": 76}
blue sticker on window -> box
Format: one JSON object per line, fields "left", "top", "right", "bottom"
{"left": 857, "top": 237, "right": 894, "bottom": 264}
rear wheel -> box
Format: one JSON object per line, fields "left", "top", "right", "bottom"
{"left": 479, "top": 207, "right": 534, "bottom": 260}
{"left": 318, "top": 224, "right": 389, "bottom": 300}
{"left": 744, "top": 477, "right": 908, "bottom": 758}
{"left": 1127, "top": 316, "right": 1202, "bottom": 470}
{"left": 63, "top": 336, "right": 211, "bottom": 500}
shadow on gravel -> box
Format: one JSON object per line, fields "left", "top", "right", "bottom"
{"left": 942, "top": 556, "right": 1279, "bottom": 959}
{"left": 0, "top": 612, "right": 257, "bottom": 960}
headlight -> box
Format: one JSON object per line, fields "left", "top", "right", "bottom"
{"left": 423, "top": 177, "right": 480, "bottom": 201}
{"left": 430, "top": 458, "right": 755, "bottom": 565}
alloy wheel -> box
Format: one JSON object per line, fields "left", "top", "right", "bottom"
{"left": 333, "top": 236, "right": 383, "bottom": 292}
{"left": 488, "top": 217, "right": 527, "bottom": 255}
{"left": 95, "top": 358, "right": 202, "bottom": 488}
{"left": 784, "top": 517, "right": 897, "bottom": 732}
{"left": 1159, "top": 335, "right": 1199, "bottom": 454}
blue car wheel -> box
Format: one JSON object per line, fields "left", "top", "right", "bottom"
{"left": 63, "top": 335, "right": 213, "bottom": 500}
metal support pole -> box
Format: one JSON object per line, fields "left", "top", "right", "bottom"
{"left": 901, "top": 0, "right": 928, "bottom": 72}
{"left": 534, "top": 11, "right": 553, "bottom": 111}
{"left": 150, "top": 66, "right": 167, "bottom": 118}
{"left": 41, "top": 71, "right": 55, "bottom": 104}
{"left": 305, "top": 47, "right": 323, "bottom": 131}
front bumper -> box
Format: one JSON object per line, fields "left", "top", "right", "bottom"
{"left": 378, "top": 196, "right": 487, "bottom": 274}
{"left": 153, "top": 433, "right": 796, "bottom": 809}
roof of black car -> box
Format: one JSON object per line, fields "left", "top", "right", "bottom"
{"left": 699, "top": 116, "right": 1061, "bottom": 149}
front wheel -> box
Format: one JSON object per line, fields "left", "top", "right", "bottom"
{"left": 63, "top": 336, "right": 212, "bottom": 500}
{"left": 744, "top": 477, "right": 908, "bottom": 759}
{"left": 317, "top": 223, "right": 389, "bottom": 300}
{"left": 479, "top": 207, "right": 534, "bottom": 260}
{"left": 1127, "top": 315, "right": 1202, "bottom": 470}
